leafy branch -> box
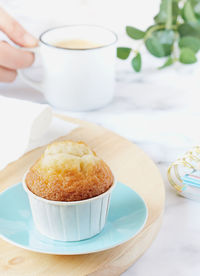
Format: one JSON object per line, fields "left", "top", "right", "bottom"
{"left": 117, "top": 0, "right": 200, "bottom": 72}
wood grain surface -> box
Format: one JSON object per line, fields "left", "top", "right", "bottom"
{"left": 0, "top": 115, "right": 165, "bottom": 276}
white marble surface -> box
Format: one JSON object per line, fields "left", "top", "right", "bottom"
{"left": 1, "top": 61, "right": 200, "bottom": 275}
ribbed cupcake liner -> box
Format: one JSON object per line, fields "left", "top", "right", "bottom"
{"left": 23, "top": 173, "right": 115, "bottom": 241}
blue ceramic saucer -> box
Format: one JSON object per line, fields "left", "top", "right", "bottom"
{"left": 0, "top": 182, "right": 148, "bottom": 255}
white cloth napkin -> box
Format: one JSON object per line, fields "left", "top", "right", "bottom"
{"left": 0, "top": 96, "right": 78, "bottom": 170}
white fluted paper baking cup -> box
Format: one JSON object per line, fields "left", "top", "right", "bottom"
{"left": 23, "top": 172, "right": 115, "bottom": 241}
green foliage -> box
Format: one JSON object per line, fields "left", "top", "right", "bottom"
{"left": 145, "top": 29, "right": 175, "bottom": 56}
{"left": 154, "top": 0, "right": 177, "bottom": 27}
{"left": 159, "top": 57, "right": 174, "bottom": 69}
{"left": 117, "top": 0, "right": 200, "bottom": 72}
{"left": 145, "top": 37, "right": 166, "bottom": 57}
{"left": 154, "top": 0, "right": 171, "bottom": 24}
{"left": 192, "top": 0, "right": 200, "bottom": 18}
{"left": 178, "top": 22, "right": 200, "bottom": 38}
{"left": 126, "top": 26, "right": 145, "bottom": 40}
{"left": 131, "top": 53, "right": 142, "bottom": 72}
{"left": 179, "top": 36, "right": 200, "bottom": 52}
{"left": 117, "top": 47, "right": 131, "bottom": 59}
{"left": 179, "top": 47, "right": 197, "bottom": 63}
{"left": 182, "top": 1, "right": 198, "bottom": 22}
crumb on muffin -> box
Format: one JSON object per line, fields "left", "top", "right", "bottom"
{"left": 25, "top": 140, "right": 114, "bottom": 201}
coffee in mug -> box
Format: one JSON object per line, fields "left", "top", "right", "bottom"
{"left": 53, "top": 39, "right": 102, "bottom": 49}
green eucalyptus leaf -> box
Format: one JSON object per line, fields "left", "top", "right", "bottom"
{"left": 154, "top": 0, "right": 170, "bottom": 24}
{"left": 179, "top": 36, "right": 200, "bottom": 53}
{"left": 145, "top": 37, "right": 165, "bottom": 57}
{"left": 162, "top": 44, "right": 173, "bottom": 56}
{"left": 154, "top": 0, "right": 178, "bottom": 25}
{"left": 189, "top": 0, "right": 200, "bottom": 18}
{"left": 183, "top": 1, "right": 198, "bottom": 22}
{"left": 126, "top": 26, "right": 145, "bottom": 40}
{"left": 179, "top": 47, "right": 197, "bottom": 64}
{"left": 159, "top": 57, "right": 174, "bottom": 69}
{"left": 131, "top": 53, "right": 142, "bottom": 72}
{"left": 178, "top": 22, "right": 200, "bottom": 38}
{"left": 147, "top": 29, "right": 175, "bottom": 56}
{"left": 117, "top": 47, "right": 132, "bottom": 60}
{"left": 172, "top": 0, "right": 179, "bottom": 24}
{"left": 153, "top": 29, "right": 175, "bottom": 44}
{"left": 194, "top": 2, "right": 200, "bottom": 16}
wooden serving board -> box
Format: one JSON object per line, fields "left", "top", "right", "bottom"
{"left": 0, "top": 115, "right": 165, "bottom": 276}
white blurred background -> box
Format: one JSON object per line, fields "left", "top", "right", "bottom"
{"left": 0, "top": 0, "right": 160, "bottom": 42}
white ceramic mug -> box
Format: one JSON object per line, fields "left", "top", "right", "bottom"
{"left": 19, "top": 25, "right": 117, "bottom": 111}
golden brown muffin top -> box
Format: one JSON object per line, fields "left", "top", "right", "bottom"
{"left": 25, "top": 140, "right": 114, "bottom": 201}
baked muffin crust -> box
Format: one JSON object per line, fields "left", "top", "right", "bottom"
{"left": 25, "top": 140, "right": 114, "bottom": 201}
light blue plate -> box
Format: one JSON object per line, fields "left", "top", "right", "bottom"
{"left": 0, "top": 182, "right": 148, "bottom": 255}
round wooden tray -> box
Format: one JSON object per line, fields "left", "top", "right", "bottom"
{"left": 0, "top": 115, "right": 165, "bottom": 276}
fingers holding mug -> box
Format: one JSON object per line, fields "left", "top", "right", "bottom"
{"left": 0, "top": 41, "right": 35, "bottom": 70}
{"left": 0, "top": 66, "right": 17, "bottom": 82}
{"left": 0, "top": 41, "right": 35, "bottom": 82}
{"left": 0, "top": 7, "right": 38, "bottom": 48}
{"left": 0, "top": 7, "right": 37, "bottom": 83}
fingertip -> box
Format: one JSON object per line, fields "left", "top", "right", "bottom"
{"left": 1, "top": 69, "right": 17, "bottom": 83}
{"left": 23, "top": 33, "right": 38, "bottom": 47}
{"left": 26, "top": 51, "right": 35, "bottom": 66}
{"left": 7, "top": 70, "right": 17, "bottom": 82}
{"left": 15, "top": 50, "right": 35, "bottom": 69}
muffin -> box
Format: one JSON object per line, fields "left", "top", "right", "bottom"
{"left": 25, "top": 140, "right": 114, "bottom": 202}
{"left": 23, "top": 140, "right": 115, "bottom": 241}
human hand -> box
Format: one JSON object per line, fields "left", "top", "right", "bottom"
{"left": 0, "top": 7, "right": 38, "bottom": 82}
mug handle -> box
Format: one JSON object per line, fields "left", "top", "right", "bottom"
{"left": 18, "top": 46, "right": 44, "bottom": 93}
